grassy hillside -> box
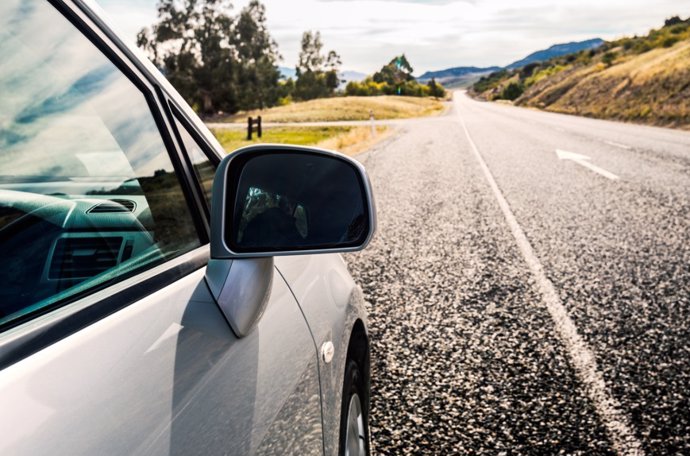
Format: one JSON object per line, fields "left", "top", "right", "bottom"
{"left": 213, "top": 95, "right": 445, "bottom": 123}
{"left": 471, "top": 17, "right": 690, "bottom": 128}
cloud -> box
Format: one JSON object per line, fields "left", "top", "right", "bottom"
{"left": 97, "top": 0, "right": 688, "bottom": 74}
{"left": 316, "top": 0, "right": 471, "bottom": 4}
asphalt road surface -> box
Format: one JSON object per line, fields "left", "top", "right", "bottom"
{"left": 345, "top": 92, "right": 689, "bottom": 456}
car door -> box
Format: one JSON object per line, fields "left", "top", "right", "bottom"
{"left": 0, "top": 1, "right": 323, "bottom": 454}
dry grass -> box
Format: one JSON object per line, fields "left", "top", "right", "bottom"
{"left": 317, "top": 126, "right": 391, "bottom": 156}
{"left": 212, "top": 125, "right": 391, "bottom": 157}
{"left": 215, "top": 96, "right": 445, "bottom": 123}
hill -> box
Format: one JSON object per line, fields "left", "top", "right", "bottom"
{"left": 471, "top": 16, "right": 690, "bottom": 129}
{"left": 417, "top": 66, "right": 500, "bottom": 88}
{"left": 505, "top": 38, "right": 604, "bottom": 69}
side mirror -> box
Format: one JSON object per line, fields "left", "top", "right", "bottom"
{"left": 210, "top": 144, "right": 376, "bottom": 258}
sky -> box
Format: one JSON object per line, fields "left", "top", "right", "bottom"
{"left": 97, "top": 0, "right": 690, "bottom": 75}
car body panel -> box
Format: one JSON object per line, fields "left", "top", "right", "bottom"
{"left": 276, "top": 254, "right": 369, "bottom": 456}
{"left": 0, "top": 265, "right": 323, "bottom": 455}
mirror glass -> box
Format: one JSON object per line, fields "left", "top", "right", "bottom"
{"left": 227, "top": 152, "right": 369, "bottom": 253}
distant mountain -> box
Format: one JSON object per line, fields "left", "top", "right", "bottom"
{"left": 417, "top": 39, "right": 604, "bottom": 88}
{"left": 279, "top": 66, "right": 296, "bottom": 80}
{"left": 340, "top": 70, "right": 367, "bottom": 84}
{"left": 506, "top": 38, "right": 604, "bottom": 69}
{"left": 418, "top": 66, "right": 501, "bottom": 82}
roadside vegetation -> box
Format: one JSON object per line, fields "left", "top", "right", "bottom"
{"left": 212, "top": 126, "right": 389, "bottom": 156}
{"left": 470, "top": 16, "right": 690, "bottom": 128}
{"left": 345, "top": 55, "right": 446, "bottom": 98}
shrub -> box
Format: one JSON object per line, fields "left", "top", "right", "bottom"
{"left": 662, "top": 36, "right": 679, "bottom": 48}
{"left": 500, "top": 82, "right": 524, "bottom": 101}
{"left": 602, "top": 52, "right": 617, "bottom": 67}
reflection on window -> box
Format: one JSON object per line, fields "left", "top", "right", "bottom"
{"left": 172, "top": 113, "right": 216, "bottom": 209}
{"left": 0, "top": 0, "right": 200, "bottom": 327}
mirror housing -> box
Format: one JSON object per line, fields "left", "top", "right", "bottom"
{"left": 210, "top": 144, "right": 376, "bottom": 259}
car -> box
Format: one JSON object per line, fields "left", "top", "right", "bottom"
{"left": 0, "top": 1, "right": 375, "bottom": 455}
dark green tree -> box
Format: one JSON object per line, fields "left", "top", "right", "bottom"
{"left": 427, "top": 78, "right": 445, "bottom": 99}
{"left": 233, "top": 0, "right": 282, "bottom": 109}
{"left": 294, "top": 31, "right": 341, "bottom": 100}
{"left": 372, "top": 55, "right": 415, "bottom": 88}
{"left": 500, "top": 82, "right": 524, "bottom": 101}
{"left": 137, "top": 0, "right": 281, "bottom": 115}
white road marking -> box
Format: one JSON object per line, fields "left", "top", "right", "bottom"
{"left": 458, "top": 115, "right": 644, "bottom": 456}
{"left": 604, "top": 140, "right": 632, "bottom": 150}
{"left": 557, "top": 149, "right": 620, "bottom": 180}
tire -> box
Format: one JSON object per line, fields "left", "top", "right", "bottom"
{"left": 338, "top": 359, "right": 371, "bottom": 456}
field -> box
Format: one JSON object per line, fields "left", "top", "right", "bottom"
{"left": 214, "top": 96, "right": 445, "bottom": 123}
{"left": 212, "top": 125, "right": 390, "bottom": 156}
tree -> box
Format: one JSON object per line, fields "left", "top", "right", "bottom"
{"left": 664, "top": 16, "right": 683, "bottom": 27}
{"left": 372, "top": 55, "right": 415, "bottom": 89}
{"left": 427, "top": 78, "right": 445, "bottom": 99}
{"left": 137, "top": 0, "right": 281, "bottom": 115}
{"left": 294, "top": 31, "right": 341, "bottom": 100}
{"left": 233, "top": 0, "right": 282, "bottom": 109}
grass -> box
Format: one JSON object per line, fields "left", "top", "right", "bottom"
{"left": 212, "top": 125, "right": 391, "bottom": 157}
{"left": 214, "top": 96, "right": 445, "bottom": 123}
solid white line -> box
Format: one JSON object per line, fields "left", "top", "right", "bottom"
{"left": 458, "top": 115, "right": 644, "bottom": 456}
{"left": 604, "top": 140, "right": 632, "bottom": 150}
{"left": 576, "top": 159, "right": 620, "bottom": 180}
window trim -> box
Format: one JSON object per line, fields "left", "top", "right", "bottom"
{"left": 168, "top": 102, "right": 221, "bottom": 219}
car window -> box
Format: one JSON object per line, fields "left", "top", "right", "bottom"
{"left": 172, "top": 112, "right": 216, "bottom": 210}
{"left": 0, "top": 0, "right": 201, "bottom": 328}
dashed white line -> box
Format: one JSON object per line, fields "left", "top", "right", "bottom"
{"left": 458, "top": 113, "right": 644, "bottom": 456}
{"left": 604, "top": 140, "right": 632, "bottom": 150}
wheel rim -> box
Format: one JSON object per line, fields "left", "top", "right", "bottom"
{"left": 345, "top": 393, "right": 366, "bottom": 456}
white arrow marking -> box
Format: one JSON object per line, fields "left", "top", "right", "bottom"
{"left": 556, "top": 149, "right": 620, "bottom": 180}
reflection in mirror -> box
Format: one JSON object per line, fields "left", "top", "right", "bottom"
{"left": 228, "top": 152, "right": 369, "bottom": 253}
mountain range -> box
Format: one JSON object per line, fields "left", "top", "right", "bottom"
{"left": 418, "top": 38, "right": 604, "bottom": 87}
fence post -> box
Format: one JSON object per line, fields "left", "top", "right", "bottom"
{"left": 257, "top": 116, "right": 262, "bottom": 138}
{"left": 247, "top": 117, "right": 253, "bottom": 140}
{"left": 369, "top": 110, "right": 376, "bottom": 137}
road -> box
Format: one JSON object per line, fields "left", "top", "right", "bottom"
{"left": 345, "top": 91, "right": 690, "bottom": 455}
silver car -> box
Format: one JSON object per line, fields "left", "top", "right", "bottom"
{"left": 0, "top": 1, "right": 375, "bottom": 455}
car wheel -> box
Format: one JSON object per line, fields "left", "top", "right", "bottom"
{"left": 339, "top": 359, "right": 370, "bottom": 456}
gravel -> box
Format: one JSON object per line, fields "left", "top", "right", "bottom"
{"left": 345, "top": 118, "right": 616, "bottom": 455}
